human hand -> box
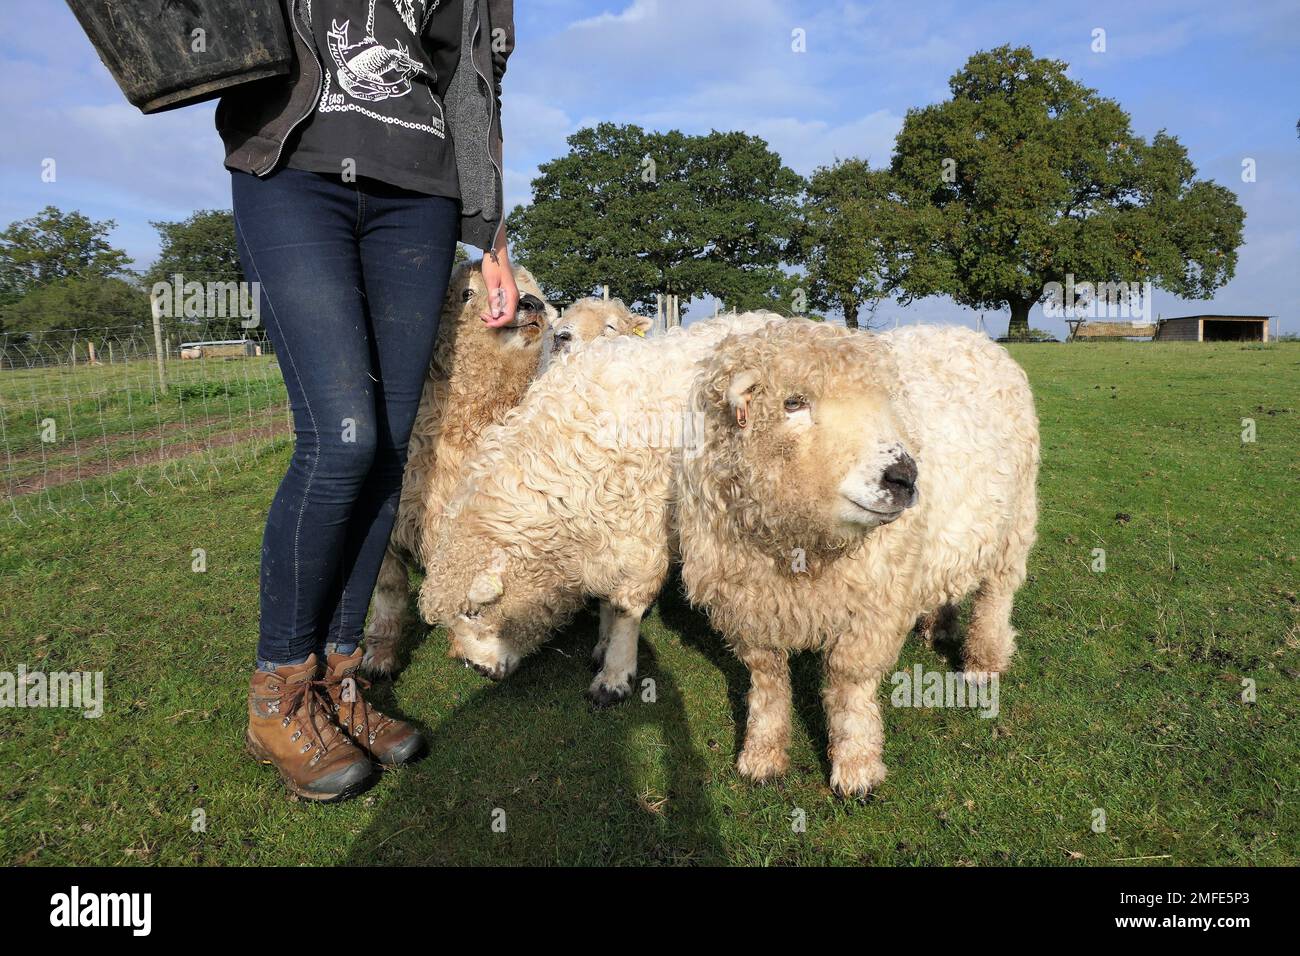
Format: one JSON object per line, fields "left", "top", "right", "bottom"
{"left": 480, "top": 240, "right": 519, "bottom": 328}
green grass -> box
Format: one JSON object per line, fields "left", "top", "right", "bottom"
{"left": 1, "top": 342, "right": 1297, "bottom": 866}
{"left": 0, "top": 356, "right": 287, "bottom": 487}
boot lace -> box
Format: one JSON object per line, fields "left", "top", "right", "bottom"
{"left": 279, "top": 678, "right": 340, "bottom": 755}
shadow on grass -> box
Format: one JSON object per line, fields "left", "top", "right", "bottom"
{"left": 344, "top": 589, "right": 727, "bottom": 865}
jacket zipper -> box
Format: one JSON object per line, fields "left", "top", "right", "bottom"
{"left": 469, "top": 5, "right": 505, "bottom": 244}
{"left": 258, "top": 0, "right": 323, "bottom": 176}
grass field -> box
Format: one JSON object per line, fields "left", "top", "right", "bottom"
{"left": 0, "top": 353, "right": 289, "bottom": 507}
{"left": 1, "top": 341, "right": 1297, "bottom": 866}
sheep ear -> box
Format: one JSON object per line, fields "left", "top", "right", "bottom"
{"left": 466, "top": 569, "right": 504, "bottom": 609}
{"left": 631, "top": 314, "right": 652, "bottom": 336}
{"left": 725, "top": 370, "right": 760, "bottom": 428}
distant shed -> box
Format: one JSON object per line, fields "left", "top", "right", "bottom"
{"left": 1153, "top": 315, "right": 1271, "bottom": 343}
{"left": 1067, "top": 320, "right": 1157, "bottom": 341}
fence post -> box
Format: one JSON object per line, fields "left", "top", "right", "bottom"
{"left": 602, "top": 284, "right": 609, "bottom": 301}
{"left": 151, "top": 296, "right": 168, "bottom": 395}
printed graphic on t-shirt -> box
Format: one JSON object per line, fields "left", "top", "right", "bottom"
{"left": 314, "top": 0, "right": 446, "bottom": 138}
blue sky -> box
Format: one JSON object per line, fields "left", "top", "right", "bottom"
{"left": 2, "top": 0, "right": 1297, "bottom": 336}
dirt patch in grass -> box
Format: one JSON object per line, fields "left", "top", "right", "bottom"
{"left": 5, "top": 415, "right": 290, "bottom": 496}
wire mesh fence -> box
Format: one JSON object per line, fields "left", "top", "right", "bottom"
{"left": 0, "top": 318, "right": 291, "bottom": 523}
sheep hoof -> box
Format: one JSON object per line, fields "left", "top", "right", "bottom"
{"left": 914, "top": 615, "right": 936, "bottom": 644}
{"left": 360, "top": 641, "right": 399, "bottom": 676}
{"left": 829, "top": 758, "right": 887, "bottom": 800}
{"left": 960, "top": 648, "right": 1011, "bottom": 681}
{"left": 457, "top": 658, "right": 508, "bottom": 681}
{"left": 586, "top": 678, "right": 631, "bottom": 708}
{"left": 736, "top": 745, "right": 789, "bottom": 784}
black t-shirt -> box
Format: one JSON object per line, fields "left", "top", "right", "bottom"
{"left": 286, "top": 0, "right": 464, "bottom": 198}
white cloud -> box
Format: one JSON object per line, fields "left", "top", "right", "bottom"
{"left": 570, "top": 0, "right": 659, "bottom": 29}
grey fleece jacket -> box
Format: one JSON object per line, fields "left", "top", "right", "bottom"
{"left": 216, "top": 0, "right": 513, "bottom": 250}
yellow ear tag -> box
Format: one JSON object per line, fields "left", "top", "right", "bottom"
{"left": 633, "top": 327, "right": 646, "bottom": 337}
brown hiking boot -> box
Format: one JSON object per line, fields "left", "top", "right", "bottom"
{"left": 323, "top": 647, "right": 426, "bottom": 766}
{"left": 246, "top": 655, "right": 375, "bottom": 801}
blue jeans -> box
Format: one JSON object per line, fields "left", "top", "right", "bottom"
{"left": 232, "top": 168, "right": 459, "bottom": 667}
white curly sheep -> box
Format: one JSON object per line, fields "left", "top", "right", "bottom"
{"left": 539, "top": 297, "right": 652, "bottom": 373}
{"left": 362, "top": 270, "right": 646, "bottom": 674}
{"left": 418, "top": 312, "right": 777, "bottom": 704}
{"left": 677, "top": 320, "right": 1039, "bottom": 797}
{"left": 419, "top": 315, "right": 1038, "bottom": 799}
{"left": 361, "top": 261, "right": 554, "bottom": 674}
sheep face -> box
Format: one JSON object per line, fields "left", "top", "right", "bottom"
{"left": 445, "top": 583, "right": 555, "bottom": 683}
{"left": 541, "top": 298, "right": 651, "bottom": 362}
{"left": 443, "top": 261, "right": 556, "bottom": 358}
{"left": 448, "top": 612, "right": 520, "bottom": 681}
{"left": 701, "top": 321, "right": 919, "bottom": 552}
{"left": 437, "top": 545, "right": 562, "bottom": 681}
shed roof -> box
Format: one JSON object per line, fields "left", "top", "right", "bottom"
{"left": 1160, "top": 314, "right": 1272, "bottom": 322}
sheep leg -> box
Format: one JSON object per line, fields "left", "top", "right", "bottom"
{"left": 361, "top": 545, "right": 411, "bottom": 675}
{"left": 735, "top": 646, "right": 792, "bottom": 783}
{"left": 962, "top": 578, "right": 1017, "bottom": 680}
{"left": 591, "top": 600, "right": 613, "bottom": 671}
{"left": 823, "top": 644, "right": 888, "bottom": 799}
{"left": 587, "top": 601, "right": 641, "bottom": 708}
{"left": 915, "top": 602, "right": 959, "bottom": 646}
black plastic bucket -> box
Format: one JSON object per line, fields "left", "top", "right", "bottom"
{"left": 66, "top": 0, "right": 293, "bottom": 114}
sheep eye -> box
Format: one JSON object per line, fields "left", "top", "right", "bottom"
{"left": 555, "top": 330, "right": 572, "bottom": 342}
{"left": 461, "top": 288, "right": 475, "bottom": 302}
{"left": 783, "top": 395, "right": 809, "bottom": 413}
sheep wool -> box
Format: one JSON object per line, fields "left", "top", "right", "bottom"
{"left": 678, "top": 319, "right": 1040, "bottom": 797}
{"left": 365, "top": 280, "right": 649, "bottom": 674}
{"left": 419, "top": 311, "right": 779, "bottom": 703}
{"left": 361, "top": 260, "right": 555, "bottom": 673}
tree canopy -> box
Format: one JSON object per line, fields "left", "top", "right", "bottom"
{"left": 144, "top": 209, "right": 242, "bottom": 286}
{"left": 0, "top": 206, "right": 132, "bottom": 305}
{"left": 888, "top": 45, "right": 1245, "bottom": 338}
{"left": 798, "top": 159, "right": 900, "bottom": 329}
{"left": 507, "top": 123, "right": 805, "bottom": 315}
{"left": 0, "top": 275, "right": 147, "bottom": 335}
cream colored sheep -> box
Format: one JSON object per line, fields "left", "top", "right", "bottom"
{"left": 362, "top": 272, "right": 645, "bottom": 674}
{"left": 418, "top": 312, "right": 777, "bottom": 704}
{"left": 539, "top": 297, "right": 651, "bottom": 373}
{"left": 677, "top": 320, "right": 1039, "bottom": 797}
{"left": 360, "top": 260, "right": 555, "bottom": 674}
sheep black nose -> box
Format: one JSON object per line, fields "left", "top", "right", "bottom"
{"left": 882, "top": 454, "right": 918, "bottom": 502}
